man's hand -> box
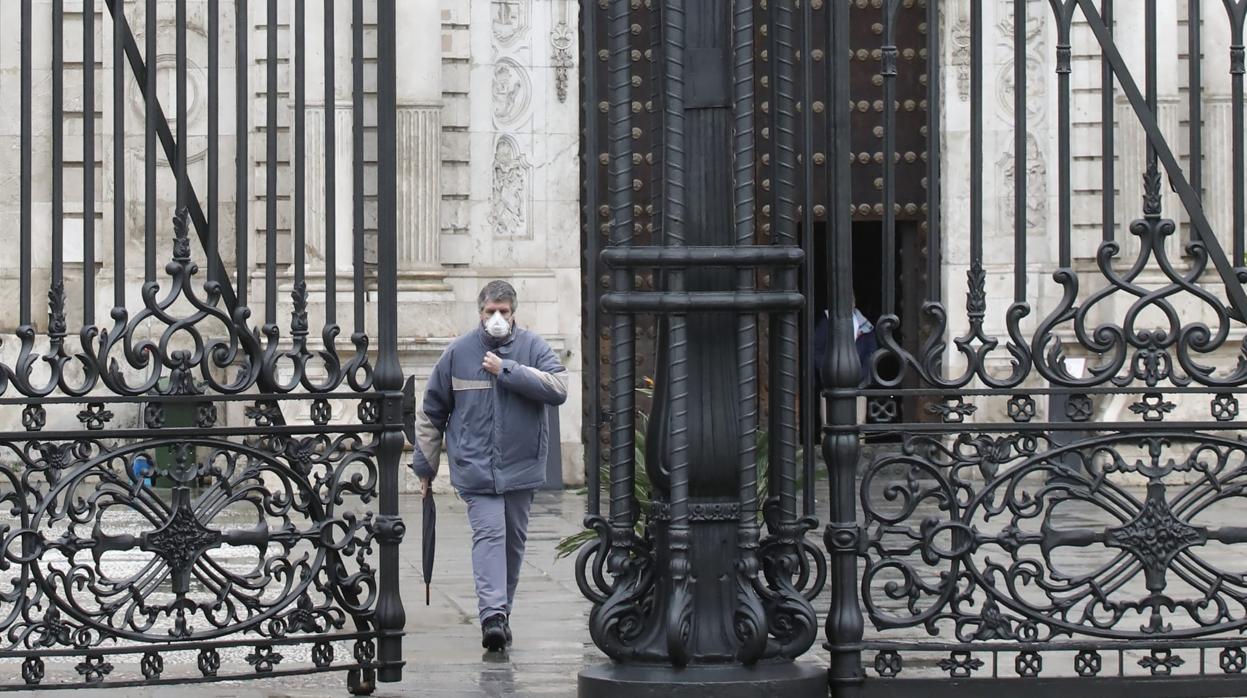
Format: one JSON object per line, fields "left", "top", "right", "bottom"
{"left": 482, "top": 351, "right": 503, "bottom": 376}
{"left": 420, "top": 477, "right": 431, "bottom": 497}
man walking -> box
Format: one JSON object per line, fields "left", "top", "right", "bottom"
{"left": 410, "top": 280, "right": 568, "bottom": 652}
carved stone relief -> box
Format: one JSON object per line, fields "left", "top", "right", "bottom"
{"left": 997, "top": 133, "right": 1047, "bottom": 232}
{"left": 492, "top": 0, "right": 530, "bottom": 47}
{"left": 551, "top": 21, "right": 574, "bottom": 103}
{"left": 996, "top": 55, "right": 1047, "bottom": 124}
{"left": 489, "top": 136, "right": 532, "bottom": 239}
{"left": 492, "top": 58, "right": 532, "bottom": 126}
{"left": 949, "top": 4, "right": 971, "bottom": 101}
{"left": 996, "top": 0, "right": 1048, "bottom": 125}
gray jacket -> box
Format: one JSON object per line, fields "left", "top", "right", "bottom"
{"left": 411, "top": 325, "right": 568, "bottom": 494}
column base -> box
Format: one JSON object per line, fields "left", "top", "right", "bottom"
{"left": 578, "top": 661, "right": 827, "bottom": 698}
{"left": 398, "top": 269, "right": 452, "bottom": 292}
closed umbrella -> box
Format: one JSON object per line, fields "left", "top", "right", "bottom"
{"left": 422, "top": 486, "right": 436, "bottom": 605}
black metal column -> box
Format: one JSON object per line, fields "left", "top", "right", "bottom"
{"left": 577, "top": 0, "right": 825, "bottom": 694}
{"left": 373, "top": 0, "right": 407, "bottom": 685}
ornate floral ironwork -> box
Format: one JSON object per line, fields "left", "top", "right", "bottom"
{"left": 1139, "top": 648, "right": 1184, "bottom": 676}
{"left": 874, "top": 649, "right": 903, "bottom": 677}
{"left": 1007, "top": 394, "right": 1036, "bottom": 422}
{"left": 1129, "top": 393, "right": 1176, "bottom": 422}
{"left": 861, "top": 432, "right": 1247, "bottom": 643}
{"left": 21, "top": 657, "right": 44, "bottom": 686}
{"left": 140, "top": 651, "right": 164, "bottom": 680}
{"left": 938, "top": 650, "right": 984, "bottom": 678}
{"left": 144, "top": 403, "right": 165, "bottom": 428}
{"left": 1015, "top": 650, "right": 1042, "bottom": 678}
{"left": 75, "top": 654, "right": 113, "bottom": 683}
{"left": 1212, "top": 393, "right": 1239, "bottom": 422}
{"left": 1075, "top": 649, "right": 1102, "bottom": 677}
{"left": 246, "top": 645, "right": 283, "bottom": 673}
{"left": 1220, "top": 647, "right": 1246, "bottom": 674}
{"left": 77, "top": 402, "right": 113, "bottom": 430}
{"left": 197, "top": 648, "right": 221, "bottom": 677}
{"left": 21, "top": 404, "right": 45, "bottom": 431}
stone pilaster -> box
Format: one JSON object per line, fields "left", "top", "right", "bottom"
{"left": 396, "top": 104, "right": 444, "bottom": 279}
{"left": 395, "top": 0, "right": 446, "bottom": 288}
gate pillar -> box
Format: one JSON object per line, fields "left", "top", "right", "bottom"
{"left": 575, "top": 0, "right": 826, "bottom": 695}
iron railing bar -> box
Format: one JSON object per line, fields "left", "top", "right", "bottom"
{"left": 882, "top": 0, "right": 898, "bottom": 316}
{"left": 0, "top": 631, "right": 377, "bottom": 659}
{"left": 52, "top": 0, "right": 64, "bottom": 333}
{"left": 606, "top": 0, "right": 636, "bottom": 538}
{"left": 862, "top": 636, "right": 1247, "bottom": 652}
{"left": 601, "top": 246, "right": 804, "bottom": 266}
{"left": 374, "top": 0, "right": 405, "bottom": 681}
{"left": 799, "top": 0, "right": 817, "bottom": 518}
{"left": 176, "top": 0, "right": 187, "bottom": 213}
{"left": 601, "top": 292, "right": 805, "bottom": 312}
{"left": 113, "top": 0, "right": 125, "bottom": 308}
{"left": 856, "top": 385, "right": 1247, "bottom": 396}
{"left": 1190, "top": 0, "right": 1202, "bottom": 202}
{"left": 236, "top": 0, "right": 249, "bottom": 308}
{"left": 352, "top": 0, "right": 365, "bottom": 337}
{"left": 1227, "top": 0, "right": 1246, "bottom": 268}
{"left": 1056, "top": 0, "right": 1074, "bottom": 268}
{"left": 1013, "top": 0, "right": 1026, "bottom": 301}
{"left": 659, "top": 0, "right": 694, "bottom": 665}
{"left": 1146, "top": 0, "right": 1159, "bottom": 178}
{"left": 324, "top": 0, "right": 337, "bottom": 324}
{"left": 321, "top": 0, "right": 336, "bottom": 324}
{"left": 860, "top": 420, "right": 1247, "bottom": 432}
{"left": 208, "top": 0, "right": 218, "bottom": 285}
{"left": 770, "top": 0, "right": 800, "bottom": 526}
{"left": 20, "top": 0, "right": 31, "bottom": 326}
{"left": 970, "top": 0, "right": 982, "bottom": 271}
{"left": 0, "top": 424, "right": 388, "bottom": 441}
{"left": 144, "top": 0, "right": 156, "bottom": 283}
{"left": 264, "top": 0, "right": 277, "bottom": 327}
{"left": 732, "top": 0, "right": 764, "bottom": 663}
{"left": 579, "top": 0, "right": 600, "bottom": 517}
{"left": 1078, "top": 0, "right": 1247, "bottom": 321}
{"left": 295, "top": 0, "right": 305, "bottom": 296}
{"left": 0, "top": 391, "right": 384, "bottom": 406}
{"left": 824, "top": 0, "right": 865, "bottom": 688}
{"left": 1101, "top": 0, "right": 1115, "bottom": 244}
{"left": 84, "top": 0, "right": 96, "bottom": 326}
{"left": 926, "top": 0, "right": 942, "bottom": 299}
{"left": 103, "top": 0, "right": 240, "bottom": 311}
{"left": 0, "top": 665, "right": 378, "bottom": 692}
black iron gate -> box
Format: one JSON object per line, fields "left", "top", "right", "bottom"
{"left": 1, "top": 1, "right": 405, "bottom": 691}
{"left": 580, "top": 0, "right": 1247, "bottom": 696}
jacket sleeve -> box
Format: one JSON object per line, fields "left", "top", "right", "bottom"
{"left": 411, "top": 350, "right": 454, "bottom": 481}
{"left": 497, "top": 339, "right": 569, "bottom": 406}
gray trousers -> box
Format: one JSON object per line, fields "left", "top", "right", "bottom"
{"left": 460, "top": 488, "right": 536, "bottom": 623}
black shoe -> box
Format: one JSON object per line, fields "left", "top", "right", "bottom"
{"left": 503, "top": 615, "right": 512, "bottom": 646}
{"left": 481, "top": 614, "right": 507, "bottom": 652}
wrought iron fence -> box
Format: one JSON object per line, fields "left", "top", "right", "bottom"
{"left": 580, "top": 0, "right": 1247, "bottom": 696}
{"left": 0, "top": 1, "right": 406, "bottom": 692}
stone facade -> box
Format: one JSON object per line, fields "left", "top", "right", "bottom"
{"left": 0, "top": 0, "right": 1235, "bottom": 492}
{"left": 0, "top": 0, "right": 584, "bottom": 492}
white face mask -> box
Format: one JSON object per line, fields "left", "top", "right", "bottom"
{"left": 484, "top": 311, "right": 511, "bottom": 338}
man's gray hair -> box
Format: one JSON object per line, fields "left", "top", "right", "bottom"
{"left": 478, "top": 280, "right": 518, "bottom": 312}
